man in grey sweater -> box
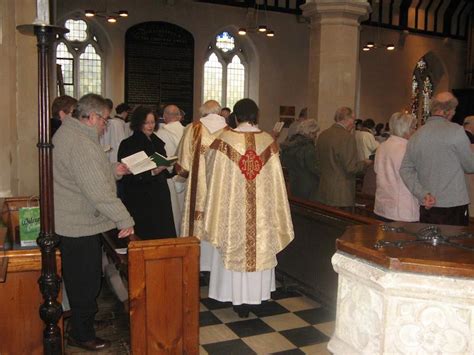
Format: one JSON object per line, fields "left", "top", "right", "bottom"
{"left": 400, "top": 92, "right": 474, "bottom": 226}
{"left": 53, "top": 94, "right": 134, "bottom": 351}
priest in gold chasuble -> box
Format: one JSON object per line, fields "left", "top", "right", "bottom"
{"left": 204, "top": 99, "right": 294, "bottom": 317}
{"left": 175, "top": 100, "right": 227, "bottom": 270}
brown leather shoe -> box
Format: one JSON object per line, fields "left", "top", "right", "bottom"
{"left": 67, "top": 336, "right": 111, "bottom": 351}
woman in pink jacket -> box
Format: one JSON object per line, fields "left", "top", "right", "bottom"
{"left": 374, "top": 112, "right": 419, "bottom": 221}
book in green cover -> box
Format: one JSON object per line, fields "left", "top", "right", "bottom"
{"left": 150, "top": 152, "right": 178, "bottom": 167}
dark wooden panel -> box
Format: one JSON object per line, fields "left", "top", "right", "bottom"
{"left": 128, "top": 237, "right": 199, "bottom": 355}
{"left": 125, "top": 22, "right": 194, "bottom": 123}
{"left": 277, "top": 198, "right": 380, "bottom": 307}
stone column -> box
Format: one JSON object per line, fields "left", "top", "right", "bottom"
{"left": 302, "top": 0, "right": 371, "bottom": 131}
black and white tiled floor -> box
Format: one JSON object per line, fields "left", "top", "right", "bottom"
{"left": 65, "top": 282, "right": 335, "bottom": 354}
{"left": 198, "top": 286, "right": 335, "bottom": 354}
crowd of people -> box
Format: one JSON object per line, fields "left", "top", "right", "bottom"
{"left": 281, "top": 91, "right": 474, "bottom": 227}
{"left": 50, "top": 90, "right": 474, "bottom": 351}
{"left": 51, "top": 94, "right": 294, "bottom": 350}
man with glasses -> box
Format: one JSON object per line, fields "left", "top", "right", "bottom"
{"left": 53, "top": 93, "right": 134, "bottom": 351}
{"left": 400, "top": 91, "right": 474, "bottom": 226}
{"left": 156, "top": 104, "right": 186, "bottom": 234}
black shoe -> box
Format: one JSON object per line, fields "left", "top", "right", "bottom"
{"left": 67, "top": 336, "right": 111, "bottom": 351}
{"left": 199, "top": 272, "right": 210, "bottom": 286}
{"left": 66, "top": 319, "right": 111, "bottom": 334}
{"left": 233, "top": 305, "right": 250, "bottom": 318}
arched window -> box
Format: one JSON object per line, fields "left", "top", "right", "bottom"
{"left": 411, "top": 57, "right": 434, "bottom": 125}
{"left": 55, "top": 19, "right": 103, "bottom": 98}
{"left": 203, "top": 31, "right": 248, "bottom": 109}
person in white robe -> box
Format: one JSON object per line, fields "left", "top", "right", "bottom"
{"left": 175, "top": 100, "right": 227, "bottom": 271}
{"left": 204, "top": 98, "right": 294, "bottom": 317}
{"left": 155, "top": 104, "right": 186, "bottom": 234}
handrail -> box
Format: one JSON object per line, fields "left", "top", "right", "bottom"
{"left": 289, "top": 196, "right": 380, "bottom": 225}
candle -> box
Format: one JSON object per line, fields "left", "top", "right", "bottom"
{"left": 34, "top": 0, "right": 50, "bottom": 25}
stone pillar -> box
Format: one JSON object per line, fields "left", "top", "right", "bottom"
{"left": 302, "top": 0, "right": 370, "bottom": 131}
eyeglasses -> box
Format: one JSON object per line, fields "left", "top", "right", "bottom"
{"left": 93, "top": 112, "right": 108, "bottom": 124}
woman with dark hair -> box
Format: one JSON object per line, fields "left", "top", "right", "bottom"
{"left": 118, "top": 106, "right": 176, "bottom": 239}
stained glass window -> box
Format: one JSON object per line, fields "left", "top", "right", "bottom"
{"left": 226, "top": 56, "right": 245, "bottom": 109}
{"left": 411, "top": 57, "right": 434, "bottom": 125}
{"left": 64, "top": 19, "right": 88, "bottom": 42}
{"left": 422, "top": 76, "right": 433, "bottom": 122}
{"left": 79, "top": 45, "right": 102, "bottom": 97}
{"left": 56, "top": 19, "right": 103, "bottom": 97}
{"left": 216, "top": 32, "right": 235, "bottom": 53}
{"left": 203, "top": 32, "right": 247, "bottom": 108}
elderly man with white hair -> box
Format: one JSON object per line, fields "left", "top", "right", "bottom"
{"left": 400, "top": 92, "right": 474, "bottom": 226}
{"left": 374, "top": 112, "right": 419, "bottom": 222}
{"left": 155, "top": 105, "right": 186, "bottom": 234}
{"left": 176, "top": 100, "right": 227, "bottom": 270}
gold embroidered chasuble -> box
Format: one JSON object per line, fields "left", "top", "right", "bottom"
{"left": 176, "top": 121, "right": 227, "bottom": 239}
{"left": 204, "top": 130, "right": 294, "bottom": 272}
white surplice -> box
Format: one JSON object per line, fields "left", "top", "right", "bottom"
{"left": 100, "top": 118, "right": 126, "bottom": 163}
{"left": 155, "top": 121, "right": 186, "bottom": 235}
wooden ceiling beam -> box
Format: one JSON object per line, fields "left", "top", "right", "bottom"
{"left": 399, "top": 0, "right": 413, "bottom": 28}
{"left": 443, "top": 0, "right": 461, "bottom": 36}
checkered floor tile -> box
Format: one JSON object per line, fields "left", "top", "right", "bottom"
{"left": 65, "top": 281, "right": 335, "bottom": 354}
{"left": 199, "top": 287, "right": 335, "bottom": 354}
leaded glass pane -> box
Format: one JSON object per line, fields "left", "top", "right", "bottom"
{"left": 226, "top": 56, "right": 245, "bottom": 110}
{"left": 64, "top": 19, "right": 88, "bottom": 42}
{"left": 56, "top": 42, "right": 74, "bottom": 84}
{"left": 216, "top": 32, "right": 235, "bottom": 53}
{"left": 203, "top": 53, "right": 223, "bottom": 103}
{"left": 79, "top": 44, "right": 102, "bottom": 97}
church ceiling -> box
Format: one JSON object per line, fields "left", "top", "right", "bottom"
{"left": 364, "top": 0, "right": 473, "bottom": 40}
{"left": 196, "top": 0, "right": 473, "bottom": 40}
{"left": 196, "top": 0, "right": 305, "bottom": 15}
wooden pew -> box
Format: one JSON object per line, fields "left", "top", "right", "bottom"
{"left": 277, "top": 197, "right": 380, "bottom": 308}
{"left": 128, "top": 237, "right": 200, "bottom": 354}
{"left": 0, "top": 227, "right": 63, "bottom": 354}
{"left": 101, "top": 229, "right": 130, "bottom": 278}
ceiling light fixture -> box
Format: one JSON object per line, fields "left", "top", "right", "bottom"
{"left": 238, "top": 3, "right": 275, "bottom": 38}
{"left": 361, "top": 42, "right": 396, "bottom": 52}
{"left": 83, "top": 1, "right": 128, "bottom": 24}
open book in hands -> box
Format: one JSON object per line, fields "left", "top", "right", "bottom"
{"left": 273, "top": 121, "right": 285, "bottom": 134}
{"left": 121, "top": 151, "right": 178, "bottom": 175}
